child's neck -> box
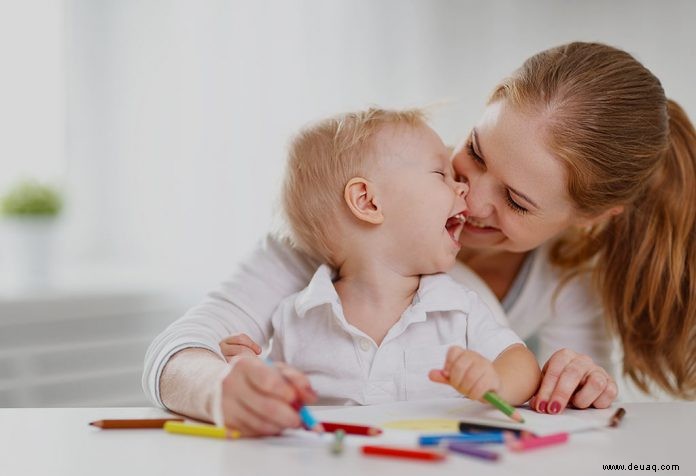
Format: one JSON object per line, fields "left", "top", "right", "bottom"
{"left": 334, "top": 255, "right": 420, "bottom": 347}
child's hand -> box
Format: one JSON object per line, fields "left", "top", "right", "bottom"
{"left": 219, "top": 333, "right": 262, "bottom": 362}
{"left": 428, "top": 346, "right": 501, "bottom": 401}
{"left": 218, "top": 356, "right": 318, "bottom": 436}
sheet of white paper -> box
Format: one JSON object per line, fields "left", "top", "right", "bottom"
{"left": 310, "top": 398, "right": 614, "bottom": 437}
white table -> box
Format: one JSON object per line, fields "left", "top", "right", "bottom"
{"left": 0, "top": 402, "right": 692, "bottom": 476}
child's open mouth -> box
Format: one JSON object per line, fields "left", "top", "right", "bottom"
{"left": 445, "top": 211, "right": 467, "bottom": 245}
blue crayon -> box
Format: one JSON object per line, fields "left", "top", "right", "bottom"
{"left": 419, "top": 433, "right": 504, "bottom": 446}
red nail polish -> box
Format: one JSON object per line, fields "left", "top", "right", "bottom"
{"left": 539, "top": 401, "right": 548, "bottom": 413}
{"left": 549, "top": 401, "right": 561, "bottom": 414}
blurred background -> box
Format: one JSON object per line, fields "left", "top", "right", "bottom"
{"left": 1, "top": 0, "right": 694, "bottom": 407}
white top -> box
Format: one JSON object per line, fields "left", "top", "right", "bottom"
{"left": 143, "top": 234, "right": 614, "bottom": 407}
{"left": 268, "top": 264, "right": 523, "bottom": 405}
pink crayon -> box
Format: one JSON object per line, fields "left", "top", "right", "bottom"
{"left": 507, "top": 432, "right": 569, "bottom": 452}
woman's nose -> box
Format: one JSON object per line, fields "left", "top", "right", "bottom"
{"left": 465, "top": 179, "right": 495, "bottom": 217}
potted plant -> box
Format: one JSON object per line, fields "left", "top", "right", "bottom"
{"left": 1, "top": 180, "right": 63, "bottom": 290}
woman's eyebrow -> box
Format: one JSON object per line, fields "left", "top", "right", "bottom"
{"left": 472, "top": 128, "right": 541, "bottom": 210}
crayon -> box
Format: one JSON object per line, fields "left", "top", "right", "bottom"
{"left": 446, "top": 442, "right": 500, "bottom": 461}
{"left": 321, "top": 422, "right": 382, "bottom": 436}
{"left": 483, "top": 391, "right": 525, "bottom": 423}
{"left": 362, "top": 445, "right": 446, "bottom": 462}
{"left": 331, "top": 429, "right": 346, "bottom": 455}
{"left": 506, "top": 432, "right": 569, "bottom": 451}
{"left": 458, "top": 422, "right": 522, "bottom": 435}
{"left": 419, "top": 433, "right": 504, "bottom": 446}
{"left": 163, "top": 421, "right": 241, "bottom": 440}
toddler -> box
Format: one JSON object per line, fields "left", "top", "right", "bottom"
{"left": 220, "top": 108, "right": 540, "bottom": 406}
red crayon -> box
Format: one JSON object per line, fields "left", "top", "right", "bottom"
{"left": 362, "top": 445, "right": 446, "bottom": 462}
{"left": 321, "top": 422, "right": 382, "bottom": 436}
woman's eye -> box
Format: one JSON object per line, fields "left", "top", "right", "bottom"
{"left": 506, "top": 193, "right": 529, "bottom": 215}
{"left": 466, "top": 141, "right": 485, "bottom": 166}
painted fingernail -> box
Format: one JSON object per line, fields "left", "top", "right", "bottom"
{"left": 538, "top": 401, "right": 548, "bottom": 413}
{"left": 549, "top": 401, "right": 561, "bottom": 414}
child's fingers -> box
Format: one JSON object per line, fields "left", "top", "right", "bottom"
{"left": 469, "top": 373, "right": 498, "bottom": 402}
{"left": 237, "top": 387, "right": 301, "bottom": 432}
{"left": 443, "top": 346, "right": 466, "bottom": 373}
{"left": 220, "top": 334, "right": 262, "bottom": 354}
{"left": 428, "top": 369, "right": 449, "bottom": 384}
{"left": 222, "top": 393, "right": 285, "bottom": 436}
{"left": 221, "top": 364, "right": 300, "bottom": 435}
{"left": 446, "top": 352, "right": 477, "bottom": 391}
{"left": 275, "top": 363, "right": 319, "bottom": 404}
{"left": 453, "top": 361, "right": 486, "bottom": 396}
{"left": 240, "top": 358, "right": 298, "bottom": 403}
{"left": 219, "top": 342, "right": 259, "bottom": 359}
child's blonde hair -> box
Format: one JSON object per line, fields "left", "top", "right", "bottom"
{"left": 282, "top": 107, "right": 426, "bottom": 266}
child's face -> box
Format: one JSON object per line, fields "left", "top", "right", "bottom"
{"left": 372, "top": 123, "right": 468, "bottom": 275}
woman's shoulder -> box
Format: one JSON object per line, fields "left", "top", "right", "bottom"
{"left": 504, "top": 241, "right": 603, "bottom": 336}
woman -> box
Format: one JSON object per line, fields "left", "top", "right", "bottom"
{"left": 143, "top": 42, "right": 696, "bottom": 435}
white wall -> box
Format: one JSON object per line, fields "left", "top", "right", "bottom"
{"left": 0, "top": 0, "right": 65, "bottom": 190}
{"left": 6, "top": 0, "right": 696, "bottom": 291}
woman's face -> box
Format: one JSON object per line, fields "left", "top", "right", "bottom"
{"left": 451, "top": 99, "right": 582, "bottom": 253}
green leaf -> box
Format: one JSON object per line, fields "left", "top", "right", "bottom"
{"left": 1, "top": 180, "right": 62, "bottom": 216}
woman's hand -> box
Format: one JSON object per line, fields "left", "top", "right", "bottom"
{"left": 530, "top": 348, "right": 617, "bottom": 414}
{"left": 217, "top": 356, "right": 318, "bottom": 436}
{"left": 428, "top": 346, "right": 501, "bottom": 401}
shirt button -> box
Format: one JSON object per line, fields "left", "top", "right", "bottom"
{"left": 359, "top": 339, "right": 371, "bottom": 351}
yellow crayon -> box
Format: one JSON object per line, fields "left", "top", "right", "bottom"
{"left": 163, "top": 421, "right": 241, "bottom": 439}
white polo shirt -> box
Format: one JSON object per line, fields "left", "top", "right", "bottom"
{"left": 268, "top": 264, "right": 523, "bottom": 406}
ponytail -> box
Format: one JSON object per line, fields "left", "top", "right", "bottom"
{"left": 599, "top": 99, "right": 696, "bottom": 398}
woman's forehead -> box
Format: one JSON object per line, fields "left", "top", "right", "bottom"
{"left": 476, "top": 101, "right": 571, "bottom": 210}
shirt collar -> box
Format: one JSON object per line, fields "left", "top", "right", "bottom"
{"left": 294, "top": 264, "right": 342, "bottom": 318}
{"left": 294, "top": 265, "right": 472, "bottom": 319}
{"left": 413, "top": 272, "right": 473, "bottom": 314}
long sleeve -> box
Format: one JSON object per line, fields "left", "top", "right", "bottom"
{"left": 142, "top": 234, "right": 318, "bottom": 406}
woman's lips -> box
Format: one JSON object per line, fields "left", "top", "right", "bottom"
{"left": 463, "top": 217, "right": 499, "bottom": 234}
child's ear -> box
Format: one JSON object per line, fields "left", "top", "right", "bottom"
{"left": 344, "top": 177, "right": 384, "bottom": 224}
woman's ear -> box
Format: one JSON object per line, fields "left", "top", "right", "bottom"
{"left": 344, "top": 177, "right": 384, "bottom": 224}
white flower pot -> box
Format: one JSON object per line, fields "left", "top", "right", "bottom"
{"left": 0, "top": 216, "right": 58, "bottom": 290}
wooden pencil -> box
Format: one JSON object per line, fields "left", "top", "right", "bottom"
{"left": 609, "top": 407, "right": 626, "bottom": 428}
{"left": 89, "top": 418, "right": 184, "bottom": 429}
{"left": 483, "top": 391, "right": 525, "bottom": 423}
